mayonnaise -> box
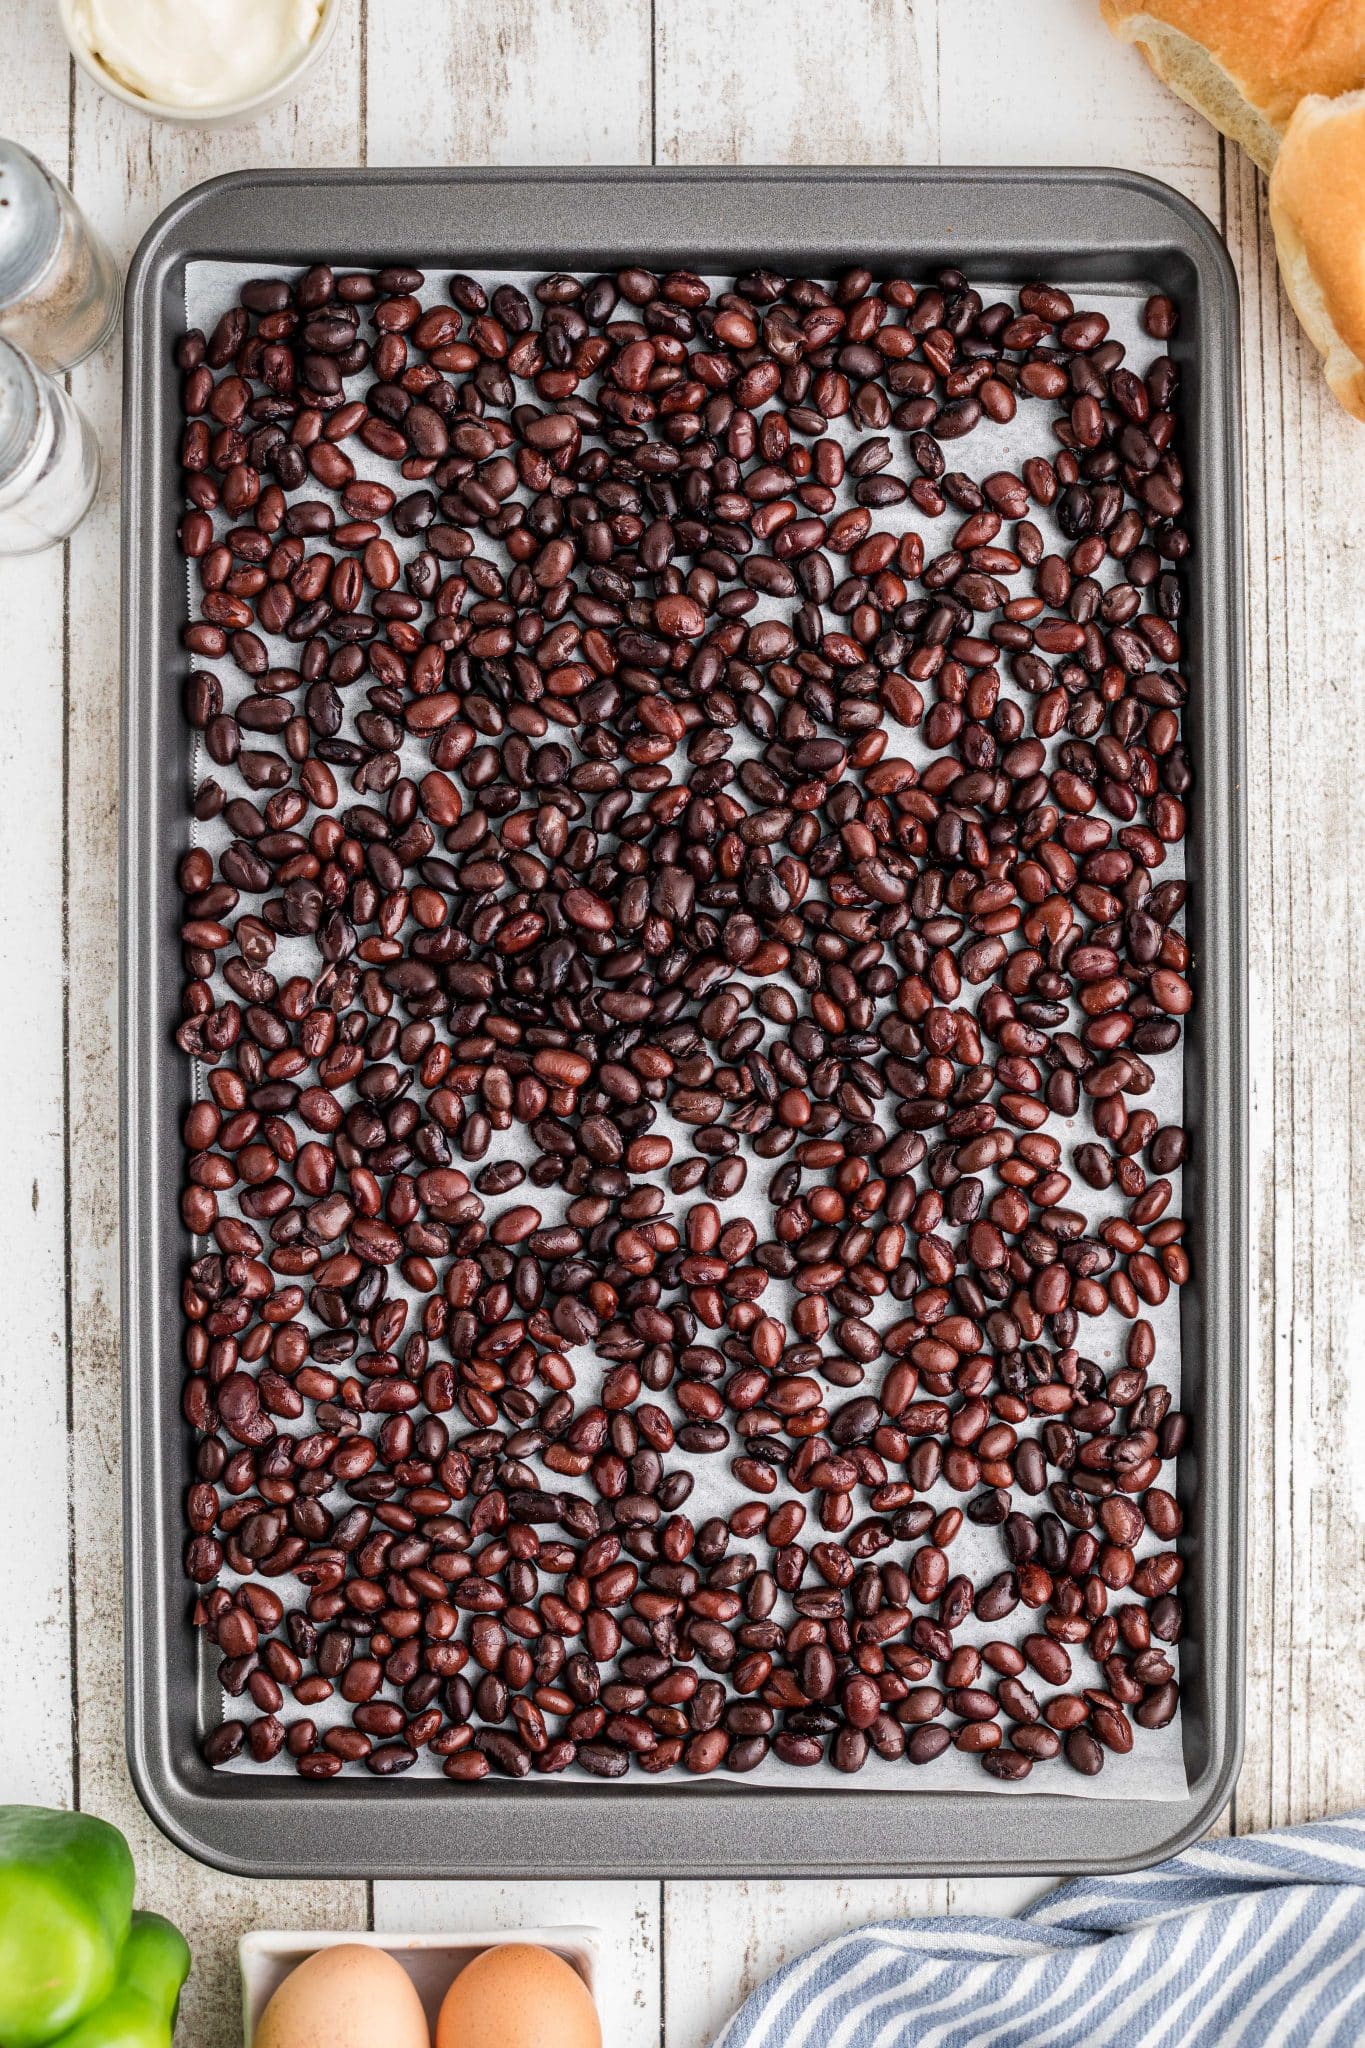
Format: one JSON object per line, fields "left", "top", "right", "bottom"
{"left": 71, "top": 0, "right": 325, "bottom": 110}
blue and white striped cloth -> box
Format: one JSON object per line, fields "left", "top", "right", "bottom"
{"left": 714, "top": 1814, "right": 1365, "bottom": 2048}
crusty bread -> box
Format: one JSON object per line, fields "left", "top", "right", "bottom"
{"left": 1269, "top": 89, "right": 1365, "bottom": 418}
{"left": 1100, "top": 1, "right": 1365, "bottom": 169}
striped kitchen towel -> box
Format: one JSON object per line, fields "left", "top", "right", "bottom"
{"left": 713, "top": 1813, "right": 1365, "bottom": 2048}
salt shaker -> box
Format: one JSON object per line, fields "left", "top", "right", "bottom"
{"left": 0, "top": 336, "right": 100, "bottom": 553}
{"left": 0, "top": 138, "right": 120, "bottom": 372}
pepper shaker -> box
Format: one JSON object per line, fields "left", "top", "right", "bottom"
{"left": 0, "top": 336, "right": 100, "bottom": 553}
{"left": 0, "top": 138, "right": 120, "bottom": 372}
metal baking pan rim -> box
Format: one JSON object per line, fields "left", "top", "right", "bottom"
{"left": 118, "top": 166, "right": 1244, "bottom": 336}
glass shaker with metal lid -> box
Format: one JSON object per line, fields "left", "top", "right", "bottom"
{"left": 0, "top": 137, "right": 120, "bottom": 372}
{"left": 0, "top": 335, "right": 100, "bottom": 553}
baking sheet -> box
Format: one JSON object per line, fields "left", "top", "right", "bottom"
{"left": 185, "top": 256, "right": 1188, "bottom": 1801}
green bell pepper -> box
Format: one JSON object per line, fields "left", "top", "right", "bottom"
{"left": 43, "top": 1915, "right": 190, "bottom": 2048}
{"left": 0, "top": 1808, "right": 189, "bottom": 2048}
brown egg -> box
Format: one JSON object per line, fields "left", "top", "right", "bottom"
{"left": 435, "top": 1943, "right": 600, "bottom": 2048}
{"left": 254, "top": 1943, "right": 431, "bottom": 2048}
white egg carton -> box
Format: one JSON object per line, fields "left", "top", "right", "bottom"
{"left": 239, "top": 1925, "right": 601, "bottom": 2046}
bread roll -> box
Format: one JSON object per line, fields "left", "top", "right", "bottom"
{"left": 1269, "top": 89, "right": 1365, "bottom": 418}
{"left": 1100, "top": 1, "right": 1365, "bottom": 169}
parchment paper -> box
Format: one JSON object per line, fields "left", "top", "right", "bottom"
{"left": 186, "top": 259, "right": 1189, "bottom": 1798}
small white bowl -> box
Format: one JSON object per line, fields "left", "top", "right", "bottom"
{"left": 55, "top": 0, "right": 342, "bottom": 127}
{"left": 239, "top": 1926, "right": 601, "bottom": 2048}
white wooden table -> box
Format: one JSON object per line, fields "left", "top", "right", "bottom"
{"left": 2, "top": 2, "right": 1362, "bottom": 2041}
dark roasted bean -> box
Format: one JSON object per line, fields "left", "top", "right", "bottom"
{"left": 1064, "top": 1727, "right": 1105, "bottom": 1776}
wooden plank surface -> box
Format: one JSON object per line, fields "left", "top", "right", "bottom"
{"left": 1220, "top": 141, "right": 1365, "bottom": 1837}
{"left": 662, "top": 1877, "right": 1056, "bottom": 2048}
{"left": 654, "top": 0, "right": 939, "bottom": 164}
{"left": 0, "top": 0, "right": 78, "bottom": 1812}
{"left": 935, "top": 0, "right": 1220, "bottom": 206}
{"left": 0, "top": 0, "right": 1361, "bottom": 2041}
{"left": 366, "top": 0, "right": 652, "bottom": 167}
